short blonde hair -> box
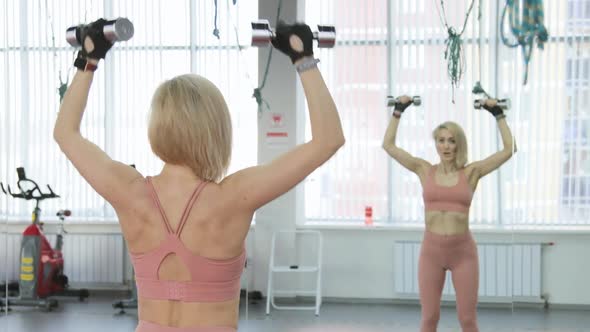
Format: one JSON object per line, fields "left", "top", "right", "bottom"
{"left": 432, "top": 121, "right": 468, "bottom": 168}
{"left": 148, "top": 74, "right": 232, "bottom": 182}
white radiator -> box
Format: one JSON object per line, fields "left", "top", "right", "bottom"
{"left": 2, "top": 232, "right": 253, "bottom": 290}
{"left": 1, "top": 233, "right": 126, "bottom": 286}
{"left": 394, "top": 241, "right": 542, "bottom": 302}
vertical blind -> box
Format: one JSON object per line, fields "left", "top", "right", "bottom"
{"left": 2, "top": 0, "right": 589, "bottom": 226}
{"left": 0, "top": 0, "right": 259, "bottom": 221}
{"left": 304, "top": 0, "right": 590, "bottom": 226}
{"left": 500, "top": 0, "right": 590, "bottom": 226}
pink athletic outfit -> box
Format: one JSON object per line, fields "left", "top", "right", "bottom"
{"left": 419, "top": 166, "right": 479, "bottom": 332}
{"left": 131, "top": 177, "right": 246, "bottom": 332}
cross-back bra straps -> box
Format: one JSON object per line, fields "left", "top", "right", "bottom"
{"left": 146, "top": 177, "right": 207, "bottom": 236}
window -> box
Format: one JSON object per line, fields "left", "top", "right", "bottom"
{"left": 303, "top": 0, "right": 499, "bottom": 225}
{"left": 0, "top": 0, "right": 258, "bottom": 221}
{"left": 302, "top": 0, "right": 389, "bottom": 222}
{"left": 568, "top": 0, "right": 590, "bottom": 21}
{"left": 560, "top": 2, "right": 590, "bottom": 223}
{"left": 303, "top": 0, "right": 590, "bottom": 227}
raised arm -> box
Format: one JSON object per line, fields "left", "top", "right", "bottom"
{"left": 468, "top": 99, "right": 517, "bottom": 179}
{"left": 224, "top": 22, "right": 345, "bottom": 212}
{"left": 54, "top": 19, "right": 141, "bottom": 209}
{"left": 382, "top": 96, "right": 430, "bottom": 177}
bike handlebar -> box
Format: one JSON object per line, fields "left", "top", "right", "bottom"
{"left": 0, "top": 167, "right": 60, "bottom": 201}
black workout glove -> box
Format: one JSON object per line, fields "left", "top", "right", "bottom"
{"left": 80, "top": 18, "right": 114, "bottom": 60}
{"left": 394, "top": 99, "right": 413, "bottom": 112}
{"left": 482, "top": 101, "right": 504, "bottom": 118}
{"left": 271, "top": 21, "right": 314, "bottom": 64}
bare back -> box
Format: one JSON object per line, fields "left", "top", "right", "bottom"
{"left": 117, "top": 175, "right": 251, "bottom": 328}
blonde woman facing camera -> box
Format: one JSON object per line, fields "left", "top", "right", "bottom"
{"left": 382, "top": 96, "right": 516, "bottom": 332}
{"left": 54, "top": 19, "right": 344, "bottom": 332}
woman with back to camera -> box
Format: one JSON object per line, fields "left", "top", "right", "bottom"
{"left": 54, "top": 19, "right": 344, "bottom": 332}
{"left": 382, "top": 96, "right": 516, "bottom": 332}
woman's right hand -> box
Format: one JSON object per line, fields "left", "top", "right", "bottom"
{"left": 271, "top": 21, "right": 314, "bottom": 64}
{"left": 73, "top": 18, "right": 114, "bottom": 71}
{"left": 383, "top": 94, "right": 429, "bottom": 175}
{"left": 395, "top": 95, "right": 413, "bottom": 112}
{"left": 482, "top": 99, "right": 504, "bottom": 118}
{"left": 223, "top": 23, "right": 344, "bottom": 216}
{"left": 82, "top": 18, "right": 114, "bottom": 60}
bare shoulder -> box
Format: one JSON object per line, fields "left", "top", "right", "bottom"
{"left": 217, "top": 168, "right": 256, "bottom": 208}
{"left": 218, "top": 171, "right": 241, "bottom": 198}
{"left": 199, "top": 178, "right": 250, "bottom": 222}
{"left": 463, "top": 163, "right": 480, "bottom": 180}
{"left": 197, "top": 178, "right": 254, "bottom": 242}
{"left": 114, "top": 176, "right": 150, "bottom": 219}
{"left": 111, "top": 176, "right": 152, "bottom": 244}
{"left": 463, "top": 163, "right": 476, "bottom": 175}
{"left": 415, "top": 159, "right": 433, "bottom": 183}
{"left": 202, "top": 180, "right": 235, "bottom": 208}
{"left": 462, "top": 164, "right": 480, "bottom": 190}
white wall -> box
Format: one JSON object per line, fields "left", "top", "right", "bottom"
{"left": 250, "top": 0, "right": 302, "bottom": 295}
{"left": 284, "top": 227, "right": 590, "bottom": 306}
{"left": 512, "top": 231, "right": 590, "bottom": 306}
{"left": 4, "top": 222, "right": 590, "bottom": 306}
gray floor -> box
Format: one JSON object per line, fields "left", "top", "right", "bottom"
{"left": 1, "top": 294, "right": 590, "bottom": 332}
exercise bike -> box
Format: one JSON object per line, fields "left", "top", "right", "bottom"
{"left": 112, "top": 269, "right": 137, "bottom": 314}
{"left": 0, "top": 167, "right": 89, "bottom": 311}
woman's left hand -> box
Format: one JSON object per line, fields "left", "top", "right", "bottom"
{"left": 482, "top": 99, "right": 504, "bottom": 118}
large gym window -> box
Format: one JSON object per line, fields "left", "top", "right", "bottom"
{"left": 0, "top": 0, "right": 258, "bottom": 222}
{"left": 303, "top": 0, "right": 590, "bottom": 227}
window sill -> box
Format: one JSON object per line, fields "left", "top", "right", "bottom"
{"left": 298, "top": 221, "right": 590, "bottom": 235}
{"left": 3, "top": 219, "right": 257, "bottom": 234}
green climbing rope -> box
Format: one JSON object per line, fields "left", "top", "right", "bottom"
{"left": 471, "top": 0, "right": 489, "bottom": 99}
{"left": 501, "top": 0, "right": 548, "bottom": 85}
{"left": 40, "top": 0, "right": 68, "bottom": 102}
{"left": 472, "top": 81, "right": 491, "bottom": 99}
{"left": 436, "top": 0, "right": 477, "bottom": 103}
{"left": 213, "top": 0, "right": 238, "bottom": 39}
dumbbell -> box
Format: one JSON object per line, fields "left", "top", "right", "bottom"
{"left": 386, "top": 95, "right": 421, "bottom": 108}
{"left": 251, "top": 19, "right": 336, "bottom": 48}
{"left": 66, "top": 18, "right": 134, "bottom": 47}
{"left": 474, "top": 98, "right": 510, "bottom": 110}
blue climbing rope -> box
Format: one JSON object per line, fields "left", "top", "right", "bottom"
{"left": 500, "top": 0, "right": 548, "bottom": 84}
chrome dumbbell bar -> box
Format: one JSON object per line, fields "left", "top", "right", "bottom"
{"left": 474, "top": 98, "right": 510, "bottom": 110}
{"left": 386, "top": 95, "right": 421, "bottom": 108}
{"left": 251, "top": 19, "right": 336, "bottom": 48}
{"left": 66, "top": 18, "right": 134, "bottom": 47}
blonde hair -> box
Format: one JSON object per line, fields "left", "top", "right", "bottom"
{"left": 432, "top": 121, "right": 468, "bottom": 168}
{"left": 148, "top": 74, "right": 232, "bottom": 182}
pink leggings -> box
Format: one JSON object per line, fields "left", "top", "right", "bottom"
{"left": 418, "top": 230, "right": 479, "bottom": 332}
{"left": 135, "top": 321, "right": 236, "bottom": 332}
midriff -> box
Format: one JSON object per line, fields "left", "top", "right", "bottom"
{"left": 425, "top": 210, "right": 469, "bottom": 235}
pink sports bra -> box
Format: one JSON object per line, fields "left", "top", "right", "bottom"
{"left": 422, "top": 166, "right": 473, "bottom": 214}
{"left": 129, "top": 177, "right": 246, "bottom": 302}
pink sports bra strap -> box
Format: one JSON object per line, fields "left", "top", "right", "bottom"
{"left": 146, "top": 177, "right": 174, "bottom": 234}
{"left": 175, "top": 181, "right": 208, "bottom": 236}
